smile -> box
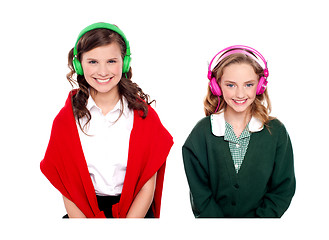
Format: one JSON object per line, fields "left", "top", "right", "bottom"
{"left": 233, "top": 99, "right": 247, "bottom": 104}
{"left": 94, "top": 77, "right": 112, "bottom": 84}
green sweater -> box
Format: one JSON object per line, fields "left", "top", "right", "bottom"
{"left": 182, "top": 117, "right": 295, "bottom": 218}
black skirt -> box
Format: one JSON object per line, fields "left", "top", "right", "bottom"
{"left": 63, "top": 195, "right": 154, "bottom": 218}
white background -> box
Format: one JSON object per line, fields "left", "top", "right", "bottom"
{"left": 1, "top": 0, "right": 328, "bottom": 239}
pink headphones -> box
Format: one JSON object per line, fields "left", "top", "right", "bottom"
{"left": 208, "top": 45, "right": 269, "bottom": 111}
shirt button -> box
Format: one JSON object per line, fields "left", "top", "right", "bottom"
{"left": 234, "top": 184, "right": 240, "bottom": 189}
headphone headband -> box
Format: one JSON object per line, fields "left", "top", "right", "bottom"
{"left": 73, "top": 22, "right": 131, "bottom": 75}
{"left": 208, "top": 45, "right": 268, "bottom": 78}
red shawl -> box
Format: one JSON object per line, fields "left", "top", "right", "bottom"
{"left": 40, "top": 91, "right": 173, "bottom": 218}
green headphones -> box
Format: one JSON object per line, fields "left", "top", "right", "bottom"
{"left": 72, "top": 22, "right": 131, "bottom": 75}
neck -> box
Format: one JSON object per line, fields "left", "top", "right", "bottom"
{"left": 224, "top": 107, "right": 251, "bottom": 137}
{"left": 90, "top": 87, "right": 120, "bottom": 116}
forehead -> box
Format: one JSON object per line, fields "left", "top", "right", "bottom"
{"left": 221, "top": 63, "right": 258, "bottom": 82}
{"left": 82, "top": 43, "right": 122, "bottom": 59}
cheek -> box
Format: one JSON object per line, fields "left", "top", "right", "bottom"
{"left": 113, "top": 67, "right": 123, "bottom": 81}
{"left": 114, "top": 64, "right": 122, "bottom": 75}
{"left": 248, "top": 87, "right": 258, "bottom": 98}
{"left": 221, "top": 87, "right": 234, "bottom": 99}
{"left": 81, "top": 63, "right": 93, "bottom": 76}
{"left": 83, "top": 69, "right": 92, "bottom": 77}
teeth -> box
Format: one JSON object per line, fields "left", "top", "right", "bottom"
{"left": 234, "top": 99, "right": 247, "bottom": 104}
{"left": 96, "top": 78, "right": 111, "bottom": 83}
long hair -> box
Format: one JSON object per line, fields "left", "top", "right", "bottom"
{"left": 66, "top": 28, "right": 153, "bottom": 133}
{"left": 204, "top": 52, "right": 274, "bottom": 126}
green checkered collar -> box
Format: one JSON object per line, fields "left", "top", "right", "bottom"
{"left": 210, "top": 112, "right": 263, "bottom": 137}
{"left": 224, "top": 122, "right": 250, "bottom": 142}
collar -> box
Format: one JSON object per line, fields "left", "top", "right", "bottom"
{"left": 224, "top": 121, "right": 250, "bottom": 142}
{"left": 210, "top": 111, "right": 263, "bottom": 137}
{"left": 86, "top": 94, "right": 130, "bottom": 118}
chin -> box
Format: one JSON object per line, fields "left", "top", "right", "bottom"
{"left": 228, "top": 101, "right": 252, "bottom": 113}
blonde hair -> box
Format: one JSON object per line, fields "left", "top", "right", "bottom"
{"left": 204, "top": 52, "right": 274, "bottom": 126}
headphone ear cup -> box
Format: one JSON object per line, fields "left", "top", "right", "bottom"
{"left": 73, "top": 57, "right": 84, "bottom": 75}
{"left": 209, "top": 77, "right": 222, "bottom": 96}
{"left": 122, "top": 55, "right": 131, "bottom": 73}
{"left": 256, "top": 77, "right": 268, "bottom": 95}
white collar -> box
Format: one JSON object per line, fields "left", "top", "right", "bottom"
{"left": 86, "top": 94, "right": 130, "bottom": 118}
{"left": 210, "top": 112, "right": 263, "bottom": 137}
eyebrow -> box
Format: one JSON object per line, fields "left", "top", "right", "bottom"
{"left": 244, "top": 80, "right": 257, "bottom": 83}
{"left": 85, "top": 57, "right": 119, "bottom": 61}
{"left": 222, "top": 80, "right": 257, "bottom": 84}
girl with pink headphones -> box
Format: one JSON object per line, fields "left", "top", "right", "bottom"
{"left": 182, "top": 45, "right": 295, "bottom": 217}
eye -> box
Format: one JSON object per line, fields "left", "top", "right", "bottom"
{"left": 246, "top": 83, "right": 254, "bottom": 87}
{"left": 226, "top": 84, "right": 235, "bottom": 88}
{"left": 88, "top": 60, "right": 97, "bottom": 64}
{"left": 108, "top": 59, "right": 117, "bottom": 63}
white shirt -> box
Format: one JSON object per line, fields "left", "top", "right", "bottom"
{"left": 77, "top": 95, "right": 134, "bottom": 196}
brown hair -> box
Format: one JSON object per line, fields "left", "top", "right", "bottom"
{"left": 66, "top": 28, "right": 153, "bottom": 132}
{"left": 204, "top": 52, "right": 274, "bottom": 126}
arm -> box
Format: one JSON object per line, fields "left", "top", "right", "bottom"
{"left": 182, "top": 144, "right": 225, "bottom": 218}
{"left": 126, "top": 173, "right": 157, "bottom": 218}
{"left": 255, "top": 126, "right": 296, "bottom": 217}
{"left": 63, "top": 195, "right": 86, "bottom": 218}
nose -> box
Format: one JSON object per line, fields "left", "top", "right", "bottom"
{"left": 236, "top": 86, "right": 245, "bottom": 98}
{"left": 97, "top": 63, "right": 110, "bottom": 77}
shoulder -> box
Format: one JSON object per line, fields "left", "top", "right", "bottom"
{"left": 263, "top": 118, "right": 292, "bottom": 145}
{"left": 267, "top": 118, "right": 284, "bottom": 127}
{"left": 267, "top": 118, "right": 289, "bottom": 135}
{"left": 145, "top": 104, "right": 160, "bottom": 121}
{"left": 51, "top": 91, "right": 76, "bottom": 133}
{"left": 134, "top": 104, "right": 173, "bottom": 139}
{"left": 184, "top": 116, "right": 211, "bottom": 146}
{"left": 137, "top": 104, "right": 170, "bottom": 129}
{"left": 134, "top": 104, "right": 161, "bottom": 127}
{"left": 191, "top": 116, "right": 211, "bottom": 135}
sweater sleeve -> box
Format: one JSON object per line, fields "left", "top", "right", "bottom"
{"left": 40, "top": 119, "right": 72, "bottom": 201}
{"left": 40, "top": 94, "right": 106, "bottom": 218}
{"left": 182, "top": 132, "right": 225, "bottom": 218}
{"left": 255, "top": 123, "right": 296, "bottom": 217}
{"left": 137, "top": 108, "right": 173, "bottom": 218}
{"left": 112, "top": 106, "right": 173, "bottom": 218}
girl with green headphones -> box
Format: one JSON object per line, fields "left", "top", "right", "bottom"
{"left": 41, "top": 22, "right": 173, "bottom": 218}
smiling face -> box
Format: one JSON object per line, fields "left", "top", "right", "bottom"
{"left": 220, "top": 63, "right": 258, "bottom": 116}
{"left": 81, "top": 42, "right": 123, "bottom": 99}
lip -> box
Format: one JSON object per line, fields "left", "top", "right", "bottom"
{"left": 94, "top": 77, "right": 113, "bottom": 84}
{"left": 233, "top": 99, "right": 248, "bottom": 105}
